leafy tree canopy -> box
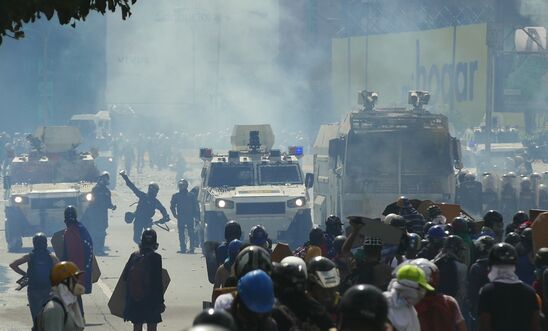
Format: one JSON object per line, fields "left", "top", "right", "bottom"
{"left": 0, "top": 0, "right": 137, "bottom": 45}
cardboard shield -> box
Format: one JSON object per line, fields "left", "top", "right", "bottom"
{"left": 51, "top": 230, "right": 101, "bottom": 283}
{"left": 271, "top": 243, "right": 292, "bottom": 263}
{"left": 439, "top": 203, "right": 462, "bottom": 222}
{"left": 108, "top": 268, "right": 171, "bottom": 319}
{"left": 532, "top": 212, "right": 548, "bottom": 253}
{"left": 203, "top": 241, "right": 220, "bottom": 284}
{"left": 349, "top": 217, "right": 404, "bottom": 248}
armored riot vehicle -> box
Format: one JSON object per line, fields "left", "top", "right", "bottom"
{"left": 313, "top": 91, "right": 462, "bottom": 224}
{"left": 3, "top": 126, "right": 99, "bottom": 251}
{"left": 199, "top": 125, "right": 314, "bottom": 248}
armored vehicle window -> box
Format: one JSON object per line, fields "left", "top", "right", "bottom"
{"left": 10, "top": 158, "right": 99, "bottom": 184}
{"left": 208, "top": 163, "right": 254, "bottom": 187}
{"left": 257, "top": 164, "right": 302, "bottom": 185}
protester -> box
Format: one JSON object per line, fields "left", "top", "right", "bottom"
{"left": 338, "top": 284, "right": 391, "bottom": 331}
{"left": 216, "top": 221, "right": 242, "bottom": 266}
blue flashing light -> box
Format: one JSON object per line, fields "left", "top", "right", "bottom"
{"left": 289, "top": 146, "right": 304, "bottom": 156}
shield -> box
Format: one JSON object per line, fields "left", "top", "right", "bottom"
{"left": 51, "top": 230, "right": 101, "bottom": 283}
{"left": 108, "top": 268, "right": 171, "bottom": 319}
{"left": 203, "top": 241, "right": 220, "bottom": 284}
{"left": 532, "top": 212, "right": 548, "bottom": 253}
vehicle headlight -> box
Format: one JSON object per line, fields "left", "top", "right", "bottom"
{"left": 108, "top": 157, "right": 113, "bottom": 162}
{"left": 13, "top": 196, "right": 23, "bottom": 204}
{"left": 287, "top": 197, "right": 306, "bottom": 208}
{"left": 85, "top": 193, "right": 93, "bottom": 201}
{"left": 216, "top": 199, "right": 234, "bottom": 209}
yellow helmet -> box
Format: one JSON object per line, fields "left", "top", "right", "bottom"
{"left": 50, "top": 261, "right": 84, "bottom": 286}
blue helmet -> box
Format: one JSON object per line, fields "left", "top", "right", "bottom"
{"left": 249, "top": 225, "right": 268, "bottom": 246}
{"left": 237, "top": 270, "right": 275, "bottom": 313}
{"left": 427, "top": 225, "right": 446, "bottom": 241}
{"left": 225, "top": 239, "right": 243, "bottom": 265}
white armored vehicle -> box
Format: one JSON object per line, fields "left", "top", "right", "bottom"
{"left": 313, "top": 91, "right": 462, "bottom": 224}
{"left": 3, "top": 126, "right": 99, "bottom": 251}
{"left": 199, "top": 125, "right": 314, "bottom": 247}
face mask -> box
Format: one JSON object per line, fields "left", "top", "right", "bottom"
{"left": 72, "top": 283, "right": 85, "bottom": 296}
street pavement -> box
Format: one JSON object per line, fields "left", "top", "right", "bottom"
{"left": 0, "top": 164, "right": 211, "bottom": 331}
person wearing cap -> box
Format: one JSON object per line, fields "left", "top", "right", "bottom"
{"left": 411, "top": 258, "right": 467, "bottom": 331}
{"left": 229, "top": 270, "right": 277, "bottom": 331}
{"left": 36, "top": 261, "right": 86, "bottom": 331}
{"left": 478, "top": 243, "right": 540, "bottom": 331}
{"left": 384, "top": 264, "right": 432, "bottom": 331}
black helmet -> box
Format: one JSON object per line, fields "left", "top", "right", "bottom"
{"left": 426, "top": 204, "right": 442, "bottom": 218}
{"left": 521, "top": 227, "right": 533, "bottom": 244}
{"left": 451, "top": 217, "right": 468, "bottom": 234}
{"left": 535, "top": 248, "right": 548, "bottom": 268}
{"left": 249, "top": 225, "right": 269, "bottom": 246}
{"left": 333, "top": 235, "right": 347, "bottom": 255}
{"left": 407, "top": 233, "right": 422, "bottom": 251}
{"left": 148, "top": 182, "right": 160, "bottom": 195}
{"left": 444, "top": 235, "right": 465, "bottom": 253}
{"left": 309, "top": 226, "right": 325, "bottom": 246}
{"left": 234, "top": 245, "right": 272, "bottom": 279}
{"left": 272, "top": 261, "right": 307, "bottom": 294}
{"left": 504, "top": 232, "right": 521, "bottom": 247}
{"left": 475, "top": 235, "right": 495, "bottom": 256}
{"left": 193, "top": 308, "right": 236, "bottom": 331}
{"left": 307, "top": 256, "right": 340, "bottom": 289}
{"left": 32, "top": 232, "right": 47, "bottom": 250}
{"left": 64, "top": 205, "right": 78, "bottom": 222}
{"left": 423, "top": 221, "right": 435, "bottom": 235}
{"left": 512, "top": 211, "right": 529, "bottom": 226}
{"left": 224, "top": 221, "right": 242, "bottom": 241}
{"left": 483, "top": 210, "right": 503, "bottom": 228}
{"left": 325, "top": 215, "right": 343, "bottom": 236}
{"left": 489, "top": 243, "right": 517, "bottom": 266}
{"left": 141, "top": 228, "right": 158, "bottom": 250}
{"left": 178, "top": 179, "right": 189, "bottom": 189}
{"left": 339, "top": 284, "right": 388, "bottom": 325}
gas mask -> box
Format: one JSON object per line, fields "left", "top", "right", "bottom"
{"left": 69, "top": 277, "right": 85, "bottom": 296}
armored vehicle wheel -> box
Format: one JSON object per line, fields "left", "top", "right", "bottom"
{"left": 5, "top": 215, "right": 23, "bottom": 252}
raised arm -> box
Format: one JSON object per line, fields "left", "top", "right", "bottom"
{"left": 120, "top": 171, "right": 145, "bottom": 199}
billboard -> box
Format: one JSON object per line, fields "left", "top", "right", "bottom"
{"left": 332, "top": 24, "right": 488, "bottom": 128}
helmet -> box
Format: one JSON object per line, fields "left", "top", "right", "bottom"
{"left": 50, "top": 261, "right": 84, "bottom": 286}
{"left": 427, "top": 225, "right": 446, "bottom": 241}
{"left": 99, "top": 171, "right": 110, "bottom": 180}
{"left": 407, "top": 233, "right": 422, "bottom": 251}
{"left": 307, "top": 256, "right": 340, "bottom": 289}
{"left": 489, "top": 243, "right": 517, "bottom": 266}
{"left": 339, "top": 284, "right": 388, "bottom": 325}
{"left": 178, "top": 179, "right": 189, "bottom": 189}
{"left": 249, "top": 225, "right": 268, "bottom": 246}
{"left": 521, "top": 177, "right": 531, "bottom": 189}
{"left": 475, "top": 235, "right": 496, "bottom": 256}
{"left": 521, "top": 227, "right": 533, "bottom": 244}
{"left": 363, "top": 237, "right": 383, "bottom": 247}
{"left": 281, "top": 256, "right": 308, "bottom": 275}
{"left": 512, "top": 211, "right": 529, "bottom": 226}
{"left": 325, "top": 215, "right": 343, "bottom": 236}
{"left": 32, "top": 232, "right": 48, "bottom": 250}
{"left": 409, "top": 258, "right": 439, "bottom": 286}
{"left": 451, "top": 217, "right": 468, "bottom": 234}
{"left": 535, "top": 248, "right": 548, "bottom": 268}
{"left": 141, "top": 228, "right": 158, "bottom": 249}
{"left": 226, "top": 239, "right": 243, "bottom": 264}
{"left": 224, "top": 221, "right": 242, "bottom": 241}
{"left": 193, "top": 308, "right": 236, "bottom": 331}
{"left": 272, "top": 260, "right": 308, "bottom": 294}
{"left": 333, "top": 235, "right": 347, "bottom": 255}
{"left": 148, "top": 182, "right": 160, "bottom": 194}
{"left": 444, "top": 235, "right": 465, "bottom": 253}
{"left": 309, "top": 226, "right": 325, "bottom": 246}
{"left": 504, "top": 232, "right": 521, "bottom": 247}
{"left": 64, "top": 205, "right": 78, "bottom": 222}
{"left": 234, "top": 245, "right": 272, "bottom": 279}
{"left": 483, "top": 210, "right": 503, "bottom": 228}
{"left": 423, "top": 221, "right": 435, "bottom": 235}
{"left": 237, "top": 270, "right": 275, "bottom": 313}
{"left": 388, "top": 215, "right": 406, "bottom": 229}
{"left": 427, "top": 204, "right": 442, "bottom": 218}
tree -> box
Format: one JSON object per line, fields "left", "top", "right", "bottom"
{"left": 0, "top": 0, "right": 137, "bottom": 45}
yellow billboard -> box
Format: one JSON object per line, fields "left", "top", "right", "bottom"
{"left": 332, "top": 24, "right": 488, "bottom": 129}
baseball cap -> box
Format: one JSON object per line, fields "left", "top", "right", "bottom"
{"left": 396, "top": 264, "right": 434, "bottom": 292}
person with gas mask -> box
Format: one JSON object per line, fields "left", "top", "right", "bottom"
{"left": 121, "top": 228, "right": 165, "bottom": 331}
{"left": 82, "top": 171, "right": 116, "bottom": 255}
{"left": 384, "top": 264, "right": 433, "bottom": 331}
{"left": 36, "top": 261, "right": 86, "bottom": 331}
{"left": 120, "top": 170, "right": 170, "bottom": 245}
{"left": 62, "top": 206, "right": 93, "bottom": 317}
{"left": 170, "top": 179, "right": 197, "bottom": 253}
{"left": 9, "top": 232, "right": 59, "bottom": 326}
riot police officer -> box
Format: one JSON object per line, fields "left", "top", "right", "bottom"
{"left": 170, "top": 179, "right": 198, "bottom": 254}
{"left": 83, "top": 171, "right": 116, "bottom": 255}
{"left": 456, "top": 173, "right": 483, "bottom": 216}
{"left": 120, "top": 170, "right": 170, "bottom": 245}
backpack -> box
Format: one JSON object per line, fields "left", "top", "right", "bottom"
{"left": 28, "top": 251, "right": 54, "bottom": 290}
{"left": 127, "top": 252, "right": 151, "bottom": 302}
{"left": 34, "top": 297, "right": 67, "bottom": 331}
